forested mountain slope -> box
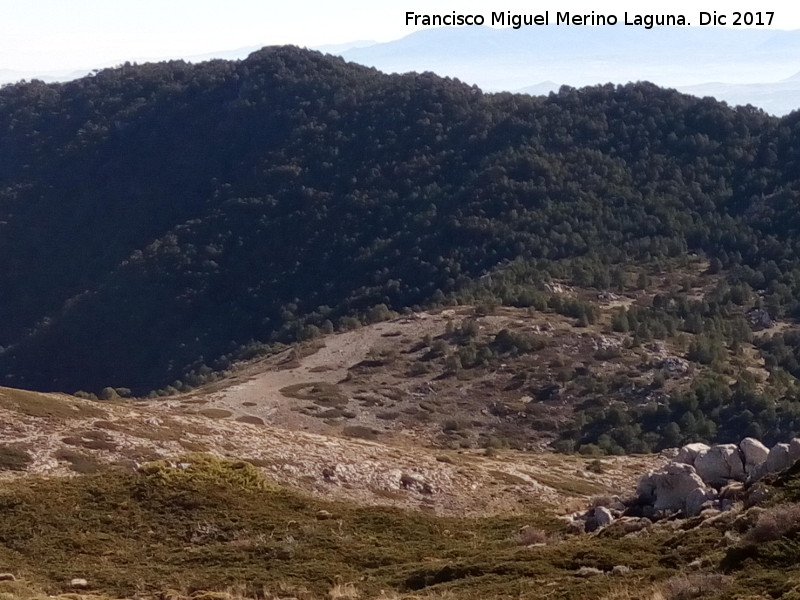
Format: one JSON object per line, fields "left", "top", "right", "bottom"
{"left": 1, "top": 46, "right": 800, "bottom": 394}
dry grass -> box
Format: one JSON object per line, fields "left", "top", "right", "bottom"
{"left": 328, "top": 582, "right": 359, "bottom": 600}
{"left": 658, "top": 574, "right": 732, "bottom": 600}
{"left": 0, "top": 388, "right": 104, "bottom": 420}
{"left": 180, "top": 440, "right": 211, "bottom": 452}
{"left": 600, "top": 587, "right": 662, "bottom": 600}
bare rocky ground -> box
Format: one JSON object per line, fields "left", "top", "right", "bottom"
{"left": 163, "top": 301, "right": 704, "bottom": 451}
{"left": 0, "top": 268, "right": 785, "bottom": 518}
{"left": 0, "top": 381, "right": 662, "bottom": 517}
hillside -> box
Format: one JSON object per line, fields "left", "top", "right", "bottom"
{"left": 5, "top": 46, "right": 800, "bottom": 400}
{"left": 3, "top": 381, "right": 800, "bottom": 600}
{"left": 0, "top": 379, "right": 658, "bottom": 516}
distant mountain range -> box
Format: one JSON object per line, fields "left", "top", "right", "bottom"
{"left": 676, "top": 73, "right": 800, "bottom": 116}
{"left": 338, "top": 26, "right": 800, "bottom": 115}
{"left": 3, "top": 26, "right": 799, "bottom": 114}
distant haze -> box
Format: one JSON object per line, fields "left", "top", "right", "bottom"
{"left": 4, "top": 25, "right": 800, "bottom": 115}
{"left": 330, "top": 26, "right": 800, "bottom": 115}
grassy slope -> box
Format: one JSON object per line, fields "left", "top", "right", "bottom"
{"left": 2, "top": 456, "right": 799, "bottom": 600}
{"left": 0, "top": 456, "right": 655, "bottom": 599}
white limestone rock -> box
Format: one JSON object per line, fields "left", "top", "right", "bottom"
{"left": 740, "top": 438, "right": 769, "bottom": 475}
{"left": 789, "top": 438, "right": 800, "bottom": 464}
{"left": 685, "top": 486, "right": 717, "bottom": 517}
{"left": 638, "top": 463, "right": 715, "bottom": 514}
{"left": 765, "top": 443, "right": 794, "bottom": 475}
{"left": 675, "top": 443, "right": 710, "bottom": 466}
{"left": 693, "top": 444, "right": 745, "bottom": 487}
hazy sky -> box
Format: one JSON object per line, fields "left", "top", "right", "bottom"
{"left": 2, "top": 0, "right": 799, "bottom": 72}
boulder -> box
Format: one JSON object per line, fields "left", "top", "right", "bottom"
{"left": 685, "top": 486, "right": 717, "bottom": 517}
{"left": 565, "top": 517, "right": 586, "bottom": 535}
{"left": 594, "top": 506, "right": 615, "bottom": 528}
{"left": 637, "top": 463, "right": 715, "bottom": 514}
{"left": 693, "top": 444, "right": 745, "bottom": 487}
{"left": 675, "top": 443, "right": 710, "bottom": 466}
{"left": 399, "top": 473, "right": 433, "bottom": 494}
{"left": 765, "top": 443, "right": 794, "bottom": 475}
{"left": 611, "top": 565, "right": 632, "bottom": 576}
{"left": 604, "top": 517, "right": 651, "bottom": 537}
{"left": 660, "top": 447, "right": 680, "bottom": 460}
{"left": 719, "top": 481, "right": 746, "bottom": 503}
{"left": 746, "top": 308, "right": 773, "bottom": 331}
{"left": 789, "top": 438, "right": 800, "bottom": 463}
{"left": 748, "top": 461, "right": 769, "bottom": 482}
{"left": 740, "top": 438, "right": 769, "bottom": 475}
{"left": 660, "top": 356, "right": 690, "bottom": 374}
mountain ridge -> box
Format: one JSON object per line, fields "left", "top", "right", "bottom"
{"left": 1, "top": 46, "right": 800, "bottom": 398}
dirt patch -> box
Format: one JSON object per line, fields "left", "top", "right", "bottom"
{"left": 236, "top": 415, "right": 265, "bottom": 426}
{"left": 196, "top": 408, "right": 232, "bottom": 419}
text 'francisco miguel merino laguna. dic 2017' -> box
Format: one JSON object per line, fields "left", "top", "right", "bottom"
{"left": 404, "top": 11, "right": 692, "bottom": 29}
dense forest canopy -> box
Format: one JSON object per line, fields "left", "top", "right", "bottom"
{"left": 1, "top": 46, "right": 800, "bottom": 396}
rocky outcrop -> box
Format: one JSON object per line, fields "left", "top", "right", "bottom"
{"left": 672, "top": 439, "right": 800, "bottom": 487}
{"left": 693, "top": 444, "right": 745, "bottom": 487}
{"left": 749, "top": 439, "right": 800, "bottom": 481}
{"left": 637, "top": 463, "right": 716, "bottom": 516}
{"left": 627, "top": 437, "right": 800, "bottom": 522}
{"left": 576, "top": 437, "right": 800, "bottom": 532}
{"left": 746, "top": 308, "right": 773, "bottom": 331}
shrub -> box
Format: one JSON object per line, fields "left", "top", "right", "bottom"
{"left": 586, "top": 459, "right": 607, "bottom": 474}
{"left": 99, "top": 386, "right": 119, "bottom": 401}
{"left": 659, "top": 573, "right": 731, "bottom": 600}
{"left": 745, "top": 502, "right": 800, "bottom": 543}
{"left": 54, "top": 448, "right": 103, "bottom": 474}
{"left": 0, "top": 446, "right": 32, "bottom": 471}
{"left": 138, "top": 454, "right": 269, "bottom": 493}
{"left": 61, "top": 430, "right": 117, "bottom": 451}
{"left": 516, "top": 526, "right": 548, "bottom": 546}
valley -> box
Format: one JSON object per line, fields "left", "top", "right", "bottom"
{"left": 3, "top": 45, "right": 800, "bottom": 599}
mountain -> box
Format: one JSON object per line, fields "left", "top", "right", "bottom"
{"left": 513, "top": 81, "right": 560, "bottom": 96}
{"left": 516, "top": 73, "right": 800, "bottom": 117}
{"left": 677, "top": 73, "right": 800, "bottom": 116}
{"left": 340, "top": 26, "right": 800, "bottom": 88}
{"left": 3, "top": 46, "right": 800, "bottom": 398}
{"left": 0, "top": 67, "right": 94, "bottom": 85}
{"left": 339, "top": 26, "right": 800, "bottom": 114}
